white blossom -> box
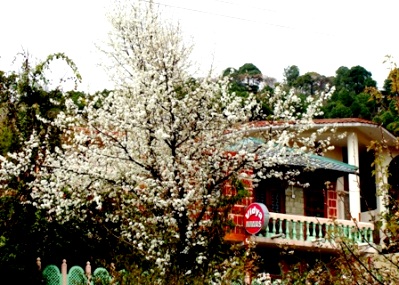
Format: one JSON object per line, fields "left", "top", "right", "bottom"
{"left": 0, "top": 0, "right": 336, "bottom": 279}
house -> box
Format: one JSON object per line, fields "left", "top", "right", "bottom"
{"left": 225, "top": 118, "right": 398, "bottom": 277}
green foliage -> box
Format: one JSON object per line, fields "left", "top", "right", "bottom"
{"left": 223, "top": 63, "right": 273, "bottom": 119}
{"left": 386, "top": 121, "right": 399, "bottom": 135}
{"left": 108, "top": 243, "right": 252, "bottom": 285}
{"left": 0, "top": 54, "right": 77, "bottom": 154}
{"left": 333, "top": 65, "right": 376, "bottom": 94}
{"left": 104, "top": 244, "right": 254, "bottom": 285}
{"left": 323, "top": 65, "right": 377, "bottom": 119}
{"left": 361, "top": 67, "right": 399, "bottom": 134}
{"left": 283, "top": 65, "right": 300, "bottom": 87}
{"left": 238, "top": 63, "right": 262, "bottom": 77}
{"left": 0, "top": 123, "right": 16, "bottom": 155}
{"left": 293, "top": 72, "right": 333, "bottom": 96}
{"left": 351, "top": 92, "right": 376, "bottom": 118}
{"left": 223, "top": 63, "right": 263, "bottom": 95}
{"left": 0, "top": 53, "right": 121, "bottom": 283}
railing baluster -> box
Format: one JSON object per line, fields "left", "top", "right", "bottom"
{"left": 344, "top": 225, "right": 349, "bottom": 239}
{"left": 272, "top": 218, "right": 276, "bottom": 235}
{"left": 285, "top": 219, "right": 290, "bottom": 239}
{"left": 328, "top": 224, "right": 334, "bottom": 241}
{"left": 354, "top": 227, "right": 359, "bottom": 242}
{"left": 278, "top": 218, "right": 283, "bottom": 235}
{"left": 368, "top": 227, "right": 374, "bottom": 243}
{"left": 309, "top": 222, "right": 314, "bottom": 240}
{"left": 265, "top": 217, "right": 272, "bottom": 238}
{"left": 318, "top": 223, "right": 323, "bottom": 239}
{"left": 306, "top": 221, "right": 311, "bottom": 241}
{"left": 314, "top": 222, "right": 317, "bottom": 239}
{"left": 299, "top": 221, "right": 304, "bottom": 241}
{"left": 348, "top": 225, "right": 352, "bottom": 241}
{"left": 292, "top": 220, "right": 297, "bottom": 240}
{"left": 340, "top": 224, "right": 345, "bottom": 239}
{"left": 325, "top": 224, "right": 330, "bottom": 241}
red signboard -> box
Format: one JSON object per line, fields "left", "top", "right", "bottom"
{"left": 244, "top": 203, "right": 270, "bottom": 235}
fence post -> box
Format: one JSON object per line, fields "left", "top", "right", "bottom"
{"left": 85, "top": 261, "right": 92, "bottom": 285}
{"left": 110, "top": 262, "right": 117, "bottom": 283}
{"left": 61, "top": 259, "right": 67, "bottom": 285}
{"left": 36, "top": 257, "right": 41, "bottom": 271}
{"left": 36, "top": 257, "right": 42, "bottom": 285}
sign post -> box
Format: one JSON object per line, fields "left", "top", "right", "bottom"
{"left": 243, "top": 203, "right": 270, "bottom": 235}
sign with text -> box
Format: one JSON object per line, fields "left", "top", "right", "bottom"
{"left": 244, "top": 203, "right": 270, "bottom": 235}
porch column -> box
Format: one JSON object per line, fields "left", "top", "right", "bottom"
{"left": 375, "top": 153, "right": 391, "bottom": 245}
{"left": 336, "top": 177, "right": 346, "bottom": 219}
{"left": 375, "top": 154, "right": 390, "bottom": 215}
{"left": 347, "top": 132, "right": 361, "bottom": 221}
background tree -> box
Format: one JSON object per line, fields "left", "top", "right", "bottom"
{"left": 322, "top": 65, "right": 377, "bottom": 119}
{"left": 283, "top": 65, "right": 300, "bottom": 88}
{"left": 223, "top": 63, "right": 263, "bottom": 97}
{"left": 223, "top": 63, "right": 275, "bottom": 119}
{"left": 237, "top": 63, "right": 263, "bottom": 93}
{"left": 293, "top": 71, "right": 333, "bottom": 96}
{"left": 369, "top": 66, "right": 399, "bottom": 135}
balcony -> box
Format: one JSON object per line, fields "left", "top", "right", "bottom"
{"left": 251, "top": 212, "right": 375, "bottom": 252}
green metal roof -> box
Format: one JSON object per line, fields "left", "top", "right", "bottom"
{"left": 300, "top": 154, "right": 357, "bottom": 174}
{"left": 230, "top": 137, "right": 358, "bottom": 174}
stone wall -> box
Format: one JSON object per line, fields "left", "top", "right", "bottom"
{"left": 285, "top": 186, "right": 304, "bottom": 215}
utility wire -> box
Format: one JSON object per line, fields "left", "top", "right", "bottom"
{"left": 140, "top": 0, "right": 296, "bottom": 31}
{"left": 141, "top": 0, "right": 334, "bottom": 37}
{"left": 214, "top": 0, "right": 283, "bottom": 15}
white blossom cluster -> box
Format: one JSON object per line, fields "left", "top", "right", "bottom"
{"left": 0, "top": 0, "right": 335, "bottom": 279}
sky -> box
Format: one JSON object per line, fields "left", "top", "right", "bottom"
{"left": 1, "top": 0, "right": 398, "bottom": 92}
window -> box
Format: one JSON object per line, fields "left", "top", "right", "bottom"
{"left": 304, "top": 187, "right": 326, "bottom": 217}
{"left": 255, "top": 178, "right": 286, "bottom": 213}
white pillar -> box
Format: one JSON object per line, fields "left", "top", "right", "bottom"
{"left": 375, "top": 153, "right": 391, "bottom": 245}
{"left": 347, "top": 132, "right": 361, "bottom": 221}
{"left": 336, "top": 177, "right": 346, "bottom": 219}
{"left": 375, "top": 155, "right": 390, "bottom": 215}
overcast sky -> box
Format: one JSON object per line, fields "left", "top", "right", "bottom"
{"left": 1, "top": 0, "right": 398, "bottom": 92}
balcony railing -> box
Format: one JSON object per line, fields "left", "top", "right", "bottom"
{"left": 252, "top": 212, "right": 375, "bottom": 251}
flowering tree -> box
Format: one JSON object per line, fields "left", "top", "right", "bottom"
{"left": 0, "top": 1, "right": 333, "bottom": 283}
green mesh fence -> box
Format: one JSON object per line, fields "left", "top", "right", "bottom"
{"left": 42, "top": 265, "right": 62, "bottom": 285}
{"left": 42, "top": 263, "right": 111, "bottom": 285}
{"left": 92, "top": 267, "right": 111, "bottom": 285}
{"left": 67, "top": 266, "right": 87, "bottom": 285}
